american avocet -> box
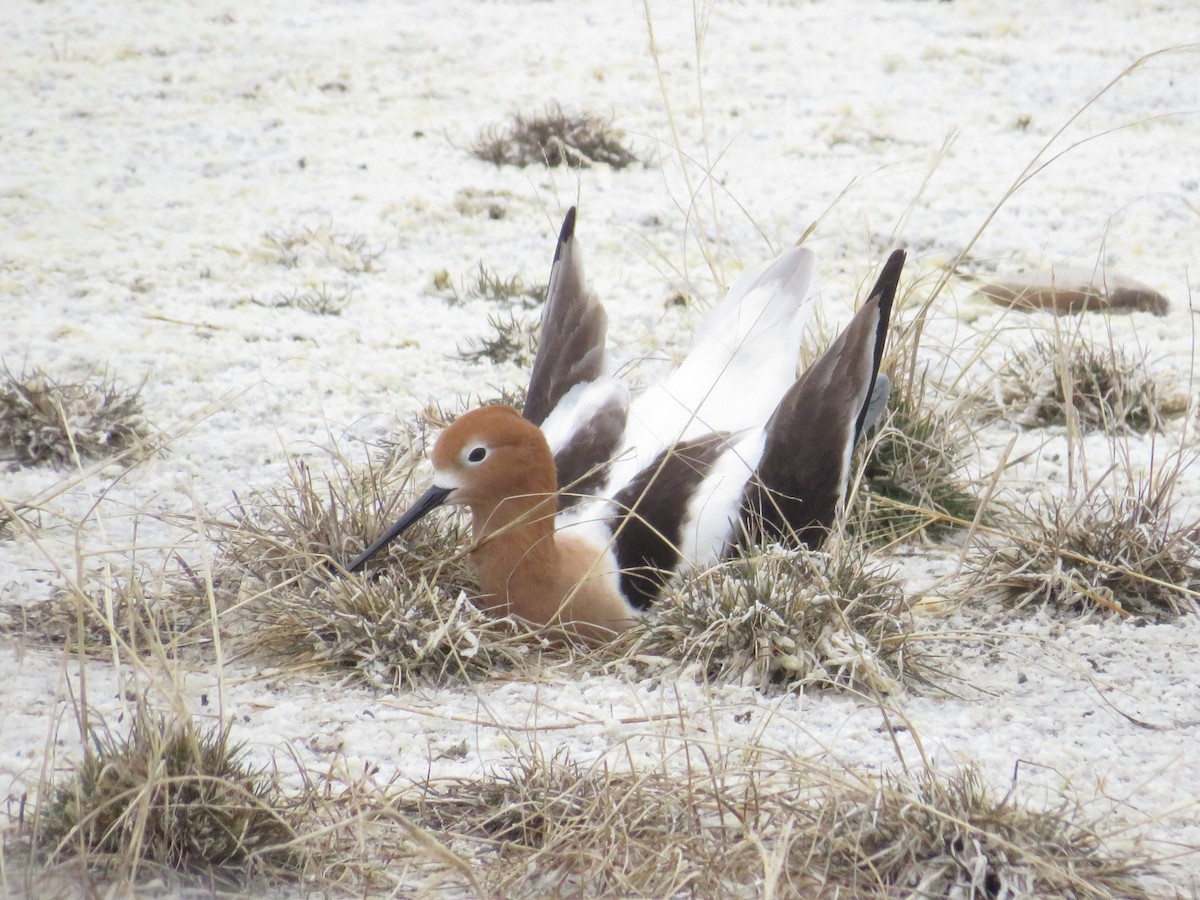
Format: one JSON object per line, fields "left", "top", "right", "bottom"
{"left": 350, "top": 208, "right": 905, "bottom": 643}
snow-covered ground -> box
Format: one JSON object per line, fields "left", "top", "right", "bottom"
{"left": 3, "top": 0, "right": 1200, "bottom": 893}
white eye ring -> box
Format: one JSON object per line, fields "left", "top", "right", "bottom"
{"left": 466, "top": 446, "right": 487, "bottom": 464}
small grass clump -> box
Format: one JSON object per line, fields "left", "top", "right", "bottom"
{"left": 212, "top": 431, "right": 447, "bottom": 598}
{"left": 260, "top": 569, "right": 534, "bottom": 687}
{"left": 967, "top": 469, "right": 1200, "bottom": 619}
{"left": 405, "top": 749, "right": 727, "bottom": 896}
{"left": 814, "top": 765, "right": 1147, "bottom": 898}
{"left": 986, "top": 335, "right": 1174, "bottom": 434}
{"left": 261, "top": 223, "right": 383, "bottom": 273}
{"left": 0, "top": 504, "right": 22, "bottom": 539}
{"left": 441, "top": 261, "right": 546, "bottom": 308}
{"left": 455, "top": 310, "right": 540, "bottom": 366}
{"left": 249, "top": 283, "right": 353, "bottom": 315}
{"left": 472, "top": 104, "right": 641, "bottom": 169}
{"left": 448, "top": 264, "right": 545, "bottom": 365}
{"left": 850, "top": 373, "right": 981, "bottom": 546}
{"left": 0, "top": 367, "right": 151, "bottom": 467}
{"left": 19, "top": 576, "right": 204, "bottom": 658}
{"left": 624, "top": 542, "right": 912, "bottom": 692}
{"left": 38, "top": 706, "right": 301, "bottom": 880}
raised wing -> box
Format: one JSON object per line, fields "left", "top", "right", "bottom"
{"left": 523, "top": 208, "right": 628, "bottom": 504}
{"left": 523, "top": 207, "right": 609, "bottom": 427}
{"left": 741, "top": 248, "right": 906, "bottom": 548}
{"left": 608, "top": 246, "right": 818, "bottom": 495}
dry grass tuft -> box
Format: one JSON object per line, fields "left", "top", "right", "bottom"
{"left": 406, "top": 748, "right": 735, "bottom": 896}
{"left": 455, "top": 310, "right": 541, "bottom": 367}
{"left": 416, "top": 387, "right": 531, "bottom": 433}
{"left": 443, "top": 261, "right": 546, "bottom": 308}
{"left": 399, "top": 748, "right": 1147, "bottom": 897}
{"left": 37, "top": 705, "right": 302, "bottom": 881}
{"left": 850, "top": 372, "right": 981, "bottom": 546}
{"left": 27, "top": 710, "right": 1146, "bottom": 897}
{"left": 622, "top": 542, "right": 913, "bottom": 692}
{"left": 472, "top": 103, "right": 642, "bottom": 169}
{"left": 448, "top": 263, "right": 546, "bottom": 365}
{"left": 211, "top": 430, "right": 445, "bottom": 599}
{"left": 17, "top": 576, "right": 205, "bottom": 658}
{"left": 249, "top": 283, "right": 353, "bottom": 315}
{"left": 813, "top": 765, "right": 1149, "bottom": 898}
{"left": 261, "top": 223, "right": 383, "bottom": 273}
{"left": 984, "top": 334, "right": 1175, "bottom": 434}
{"left": 256, "top": 571, "right": 537, "bottom": 687}
{"left": 0, "top": 505, "right": 22, "bottom": 539}
{"left": 966, "top": 467, "right": 1200, "bottom": 619}
{"left": 0, "top": 367, "right": 151, "bottom": 467}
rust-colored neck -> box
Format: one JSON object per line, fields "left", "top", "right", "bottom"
{"left": 470, "top": 489, "right": 557, "bottom": 552}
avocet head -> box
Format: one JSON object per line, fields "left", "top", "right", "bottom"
{"left": 347, "top": 405, "right": 555, "bottom": 571}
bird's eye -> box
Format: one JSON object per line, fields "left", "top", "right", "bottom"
{"left": 466, "top": 446, "right": 487, "bottom": 463}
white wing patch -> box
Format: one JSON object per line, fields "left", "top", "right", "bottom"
{"left": 608, "top": 247, "right": 819, "bottom": 496}
{"left": 539, "top": 376, "right": 629, "bottom": 457}
{"left": 678, "top": 429, "right": 767, "bottom": 567}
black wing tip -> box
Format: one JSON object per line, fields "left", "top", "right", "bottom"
{"left": 852, "top": 248, "right": 906, "bottom": 443}
{"left": 554, "top": 207, "right": 578, "bottom": 261}
{"left": 872, "top": 248, "right": 907, "bottom": 311}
